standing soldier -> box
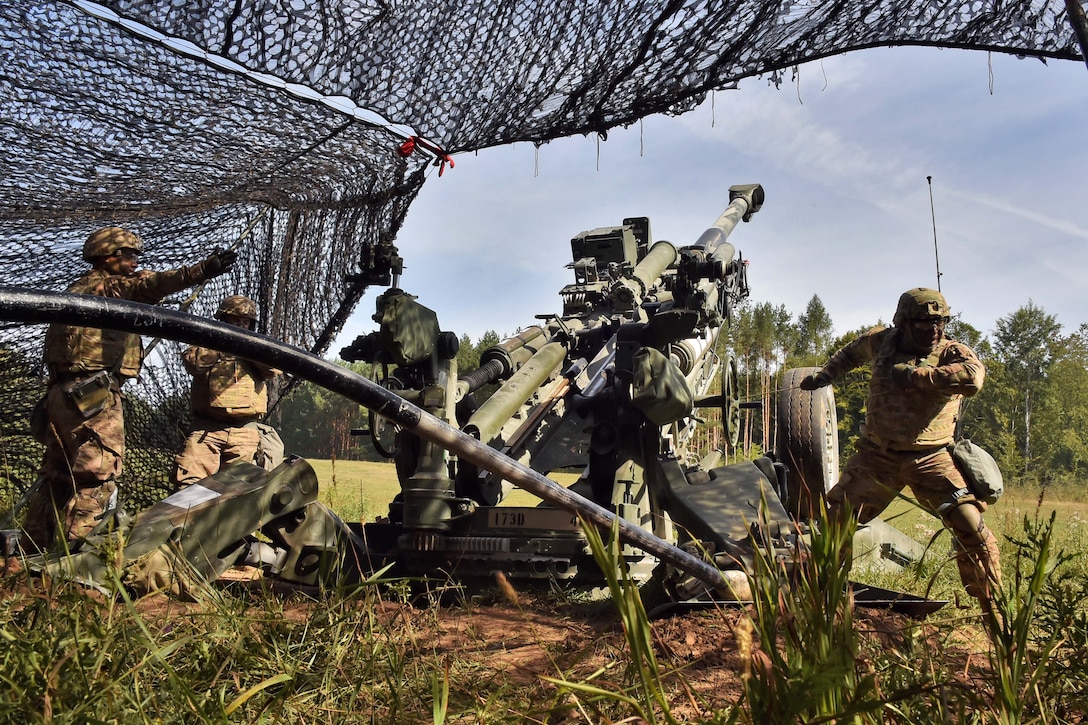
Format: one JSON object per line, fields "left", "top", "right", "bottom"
{"left": 800, "top": 287, "right": 1002, "bottom": 610}
{"left": 24, "top": 226, "right": 237, "bottom": 550}
{"left": 173, "top": 295, "right": 281, "bottom": 488}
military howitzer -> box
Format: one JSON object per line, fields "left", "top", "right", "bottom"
{"left": 333, "top": 184, "right": 926, "bottom": 608}
{"left": 0, "top": 182, "right": 935, "bottom": 614}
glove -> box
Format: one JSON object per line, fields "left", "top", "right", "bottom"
{"left": 891, "top": 362, "right": 917, "bottom": 388}
{"left": 799, "top": 371, "right": 831, "bottom": 390}
{"left": 202, "top": 248, "right": 238, "bottom": 278}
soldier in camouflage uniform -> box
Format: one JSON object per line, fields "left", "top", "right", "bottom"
{"left": 173, "top": 295, "right": 281, "bottom": 488}
{"left": 24, "top": 227, "right": 237, "bottom": 550}
{"left": 801, "top": 288, "right": 1002, "bottom": 609}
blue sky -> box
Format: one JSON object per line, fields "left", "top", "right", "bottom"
{"left": 333, "top": 46, "right": 1088, "bottom": 354}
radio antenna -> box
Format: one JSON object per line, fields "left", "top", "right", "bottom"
{"left": 927, "top": 175, "right": 943, "bottom": 292}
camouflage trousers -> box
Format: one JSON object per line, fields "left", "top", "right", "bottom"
{"left": 23, "top": 381, "right": 123, "bottom": 550}
{"left": 826, "top": 438, "right": 1002, "bottom": 603}
{"left": 173, "top": 421, "right": 260, "bottom": 488}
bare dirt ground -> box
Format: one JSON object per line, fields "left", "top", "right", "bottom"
{"left": 2, "top": 562, "right": 994, "bottom": 721}
{"left": 415, "top": 599, "right": 990, "bottom": 717}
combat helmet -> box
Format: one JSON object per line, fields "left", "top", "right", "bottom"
{"left": 216, "top": 295, "right": 258, "bottom": 322}
{"left": 892, "top": 287, "right": 950, "bottom": 327}
{"left": 83, "top": 227, "right": 144, "bottom": 261}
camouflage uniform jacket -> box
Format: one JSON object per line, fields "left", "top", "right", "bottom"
{"left": 818, "top": 326, "right": 984, "bottom": 450}
{"left": 44, "top": 263, "right": 212, "bottom": 379}
{"left": 183, "top": 346, "right": 280, "bottom": 420}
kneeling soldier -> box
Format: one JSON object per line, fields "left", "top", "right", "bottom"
{"left": 173, "top": 295, "right": 281, "bottom": 488}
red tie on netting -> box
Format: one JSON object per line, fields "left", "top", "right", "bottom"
{"left": 396, "top": 136, "right": 455, "bottom": 176}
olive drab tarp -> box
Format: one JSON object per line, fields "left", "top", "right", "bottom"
{"left": 0, "top": 0, "right": 1082, "bottom": 508}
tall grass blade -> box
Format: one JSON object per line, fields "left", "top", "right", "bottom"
{"left": 432, "top": 657, "right": 450, "bottom": 725}
{"left": 224, "top": 672, "right": 292, "bottom": 715}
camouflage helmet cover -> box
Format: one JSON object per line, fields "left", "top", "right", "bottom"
{"left": 892, "top": 287, "right": 950, "bottom": 327}
{"left": 83, "top": 226, "right": 145, "bottom": 261}
{"left": 216, "top": 295, "right": 258, "bottom": 321}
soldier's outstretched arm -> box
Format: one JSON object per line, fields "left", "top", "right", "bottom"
{"left": 110, "top": 250, "right": 238, "bottom": 304}
{"left": 801, "top": 326, "right": 884, "bottom": 389}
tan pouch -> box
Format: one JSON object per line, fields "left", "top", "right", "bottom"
{"left": 245, "top": 421, "right": 285, "bottom": 469}
{"left": 63, "top": 370, "right": 112, "bottom": 419}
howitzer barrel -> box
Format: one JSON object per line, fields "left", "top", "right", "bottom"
{"left": 0, "top": 287, "right": 729, "bottom": 591}
{"left": 464, "top": 341, "right": 567, "bottom": 446}
{"left": 686, "top": 184, "right": 764, "bottom": 268}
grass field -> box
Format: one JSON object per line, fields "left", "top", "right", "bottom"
{"left": 309, "top": 458, "right": 574, "bottom": 523}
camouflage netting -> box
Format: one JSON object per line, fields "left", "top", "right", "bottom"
{"left": 0, "top": 0, "right": 1082, "bottom": 510}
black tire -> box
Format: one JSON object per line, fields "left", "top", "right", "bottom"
{"left": 776, "top": 367, "right": 839, "bottom": 521}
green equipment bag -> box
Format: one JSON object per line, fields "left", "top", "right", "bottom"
{"left": 951, "top": 439, "right": 1004, "bottom": 504}
{"left": 631, "top": 346, "right": 693, "bottom": 426}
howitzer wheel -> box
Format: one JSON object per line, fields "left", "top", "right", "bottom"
{"left": 776, "top": 367, "right": 839, "bottom": 520}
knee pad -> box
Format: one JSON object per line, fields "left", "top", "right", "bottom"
{"left": 941, "top": 501, "right": 987, "bottom": 547}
